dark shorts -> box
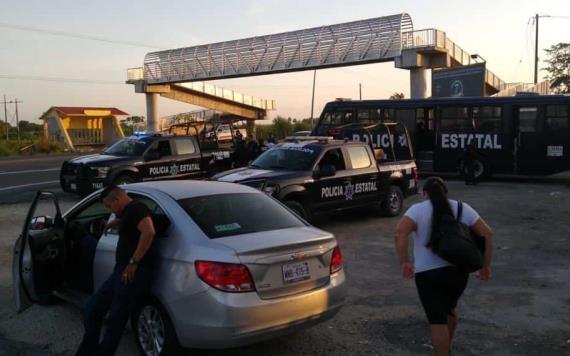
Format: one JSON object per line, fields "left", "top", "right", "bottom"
{"left": 415, "top": 266, "right": 469, "bottom": 324}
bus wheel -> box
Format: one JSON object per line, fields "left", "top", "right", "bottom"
{"left": 460, "top": 159, "right": 489, "bottom": 180}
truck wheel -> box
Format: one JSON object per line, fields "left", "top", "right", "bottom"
{"left": 114, "top": 174, "right": 136, "bottom": 186}
{"left": 285, "top": 200, "right": 310, "bottom": 221}
{"left": 381, "top": 186, "right": 404, "bottom": 217}
{"left": 133, "top": 299, "right": 181, "bottom": 356}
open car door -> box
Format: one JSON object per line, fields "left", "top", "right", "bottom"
{"left": 12, "top": 191, "right": 65, "bottom": 313}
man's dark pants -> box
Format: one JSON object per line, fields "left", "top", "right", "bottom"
{"left": 76, "top": 264, "right": 152, "bottom": 356}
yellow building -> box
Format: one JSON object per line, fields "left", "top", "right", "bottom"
{"left": 40, "top": 106, "right": 127, "bottom": 151}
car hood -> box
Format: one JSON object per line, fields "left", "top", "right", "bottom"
{"left": 213, "top": 167, "right": 305, "bottom": 183}
{"left": 67, "top": 154, "right": 133, "bottom": 166}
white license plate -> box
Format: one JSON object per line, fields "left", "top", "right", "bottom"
{"left": 70, "top": 183, "right": 77, "bottom": 191}
{"left": 282, "top": 261, "right": 311, "bottom": 284}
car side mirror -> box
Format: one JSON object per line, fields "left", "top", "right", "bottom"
{"left": 29, "top": 216, "right": 54, "bottom": 231}
{"left": 144, "top": 151, "right": 160, "bottom": 161}
{"left": 314, "top": 164, "right": 336, "bottom": 179}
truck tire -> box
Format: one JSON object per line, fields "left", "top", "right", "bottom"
{"left": 113, "top": 173, "right": 136, "bottom": 186}
{"left": 132, "top": 299, "right": 181, "bottom": 356}
{"left": 284, "top": 200, "right": 310, "bottom": 221}
{"left": 381, "top": 185, "right": 404, "bottom": 217}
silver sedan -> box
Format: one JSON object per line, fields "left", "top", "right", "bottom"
{"left": 13, "top": 180, "right": 346, "bottom": 355}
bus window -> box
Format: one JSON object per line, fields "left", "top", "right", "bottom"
{"left": 473, "top": 106, "right": 502, "bottom": 132}
{"left": 332, "top": 109, "right": 353, "bottom": 126}
{"left": 382, "top": 108, "right": 396, "bottom": 122}
{"left": 545, "top": 105, "right": 569, "bottom": 131}
{"left": 356, "top": 109, "right": 379, "bottom": 125}
{"left": 439, "top": 107, "right": 472, "bottom": 131}
{"left": 518, "top": 107, "right": 538, "bottom": 132}
{"left": 395, "top": 109, "right": 415, "bottom": 133}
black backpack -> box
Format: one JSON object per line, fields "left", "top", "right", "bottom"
{"left": 430, "top": 201, "right": 485, "bottom": 273}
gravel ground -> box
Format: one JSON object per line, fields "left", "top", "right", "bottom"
{"left": 1, "top": 180, "right": 569, "bottom": 355}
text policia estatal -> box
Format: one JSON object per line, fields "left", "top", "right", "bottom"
{"left": 321, "top": 181, "right": 378, "bottom": 199}
{"left": 440, "top": 133, "right": 502, "bottom": 150}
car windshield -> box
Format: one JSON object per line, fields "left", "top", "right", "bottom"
{"left": 251, "top": 145, "right": 321, "bottom": 171}
{"left": 103, "top": 138, "right": 150, "bottom": 156}
{"left": 178, "top": 193, "right": 306, "bottom": 239}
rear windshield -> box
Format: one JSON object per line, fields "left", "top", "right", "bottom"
{"left": 178, "top": 193, "right": 306, "bottom": 238}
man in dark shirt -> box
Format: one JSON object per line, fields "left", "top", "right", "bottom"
{"left": 76, "top": 185, "right": 156, "bottom": 356}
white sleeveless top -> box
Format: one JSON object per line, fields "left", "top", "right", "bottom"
{"left": 404, "top": 199, "right": 480, "bottom": 273}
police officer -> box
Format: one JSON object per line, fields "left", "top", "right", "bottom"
{"left": 463, "top": 143, "right": 478, "bottom": 185}
{"left": 76, "top": 185, "right": 156, "bottom": 356}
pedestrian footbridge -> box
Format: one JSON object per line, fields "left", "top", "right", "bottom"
{"left": 128, "top": 13, "right": 521, "bottom": 130}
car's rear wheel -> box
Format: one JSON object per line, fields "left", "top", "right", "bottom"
{"left": 284, "top": 200, "right": 310, "bottom": 221}
{"left": 133, "top": 299, "right": 181, "bottom": 356}
{"left": 381, "top": 185, "right": 404, "bottom": 217}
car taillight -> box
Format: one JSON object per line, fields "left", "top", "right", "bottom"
{"left": 195, "top": 261, "right": 255, "bottom": 293}
{"left": 330, "top": 246, "right": 343, "bottom": 274}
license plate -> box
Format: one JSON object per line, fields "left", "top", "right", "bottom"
{"left": 282, "top": 261, "right": 311, "bottom": 284}
{"left": 70, "top": 183, "right": 77, "bottom": 191}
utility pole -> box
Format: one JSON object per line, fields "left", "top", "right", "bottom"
{"left": 310, "top": 69, "right": 317, "bottom": 128}
{"left": 534, "top": 14, "right": 539, "bottom": 84}
{"left": 359, "top": 83, "right": 362, "bottom": 100}
{"left": 2, "top": 95, "right": 8, "bottom": 141}
{"left": 11, "top": 99, "right": 23, "bottom": 144}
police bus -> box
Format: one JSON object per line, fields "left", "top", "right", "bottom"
{"left": 312, "top": 95, "right": 570, "bottom": 179}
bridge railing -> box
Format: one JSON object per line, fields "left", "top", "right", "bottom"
{"left": 127, "top": 67, "right": 144, "bottom": 82}
{"left": 403, "top": 29, "right": 508, "bottom": 91}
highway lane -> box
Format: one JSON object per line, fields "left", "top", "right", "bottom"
{"left": 0, "top": 154, "right": 78, "bottom": 203}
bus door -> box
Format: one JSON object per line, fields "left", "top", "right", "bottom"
{"left": 414, "top": 108, "right": 435, "bottom": 169}
{"left": 515, "top": 106, "right": 541, "bottom": 175}
{"left": 542, "top": 104, "right": 570, "bottom": 175}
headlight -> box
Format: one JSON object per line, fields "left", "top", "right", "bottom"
{"left": 91, "top": 166, "right": 110, "bottom": 178}
{"left": 263, "top": 184, "right": 279, "bottom": 196}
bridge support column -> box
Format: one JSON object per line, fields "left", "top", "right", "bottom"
{"left": 145, "top": 93, "right": 159, "bottom": 132}
{"left": 410, "top": 68, "right": 428, "bottom": 99}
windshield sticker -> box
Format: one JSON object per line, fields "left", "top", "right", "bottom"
{"left": 280, "top": 143, "right": 315, "bottom": 154}
{"left": 214, "top": 223, "right": 242, "bottom": 232}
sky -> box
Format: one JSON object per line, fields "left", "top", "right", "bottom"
{"left": 0, "top": 0, "right": 568, "bottom": 125}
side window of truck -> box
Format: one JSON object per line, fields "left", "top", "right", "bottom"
{"left": 347, "top": 146, "right": 372, "bottom": 169}
{"left": 318, "top": 148, "right": 346, "bottom": 171}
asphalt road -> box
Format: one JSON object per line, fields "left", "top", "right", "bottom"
{"left": 1, "top": 180, "right": 569, "bottom": 355}
{"left": 0, "top": 154, "right": 77, "bottom": 203}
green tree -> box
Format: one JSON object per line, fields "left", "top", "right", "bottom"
{"left": 544, "top": 43, "right": 570, "bottom": 94}
{"left": 389, "top": 92, "right": 405, "bottom": 99}
{"left": 272, "top": 116, "right": 293, "bottom": 138}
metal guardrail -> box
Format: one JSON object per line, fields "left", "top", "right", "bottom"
{"left": 128, "top": 67, "right": 276, "bottom": 111}
{"left": 402, "top": 29, "right": 507, "bottom": 91}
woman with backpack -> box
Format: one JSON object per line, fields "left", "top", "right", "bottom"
{"left": 394, "top": 177, "right": 493, "bottom": 356}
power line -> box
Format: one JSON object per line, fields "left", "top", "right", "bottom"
{"left": 0, "top": 74, "right": 123, "bottom": 85}
{"left": 0, "top": 21, "right": 166, "bottom": 49}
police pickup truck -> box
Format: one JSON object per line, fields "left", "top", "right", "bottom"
{"left": 212, "top": 134, "right": 418, "bottom": 221}
{"left": 60, "top": 133, "right": 232, "bottom": 195}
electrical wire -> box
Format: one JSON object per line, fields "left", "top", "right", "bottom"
{"left": 0, "top": 74, "right": 123, "bottom": 85}
{"left": 0, "top": 21, "right": 166, "bottom": 49}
